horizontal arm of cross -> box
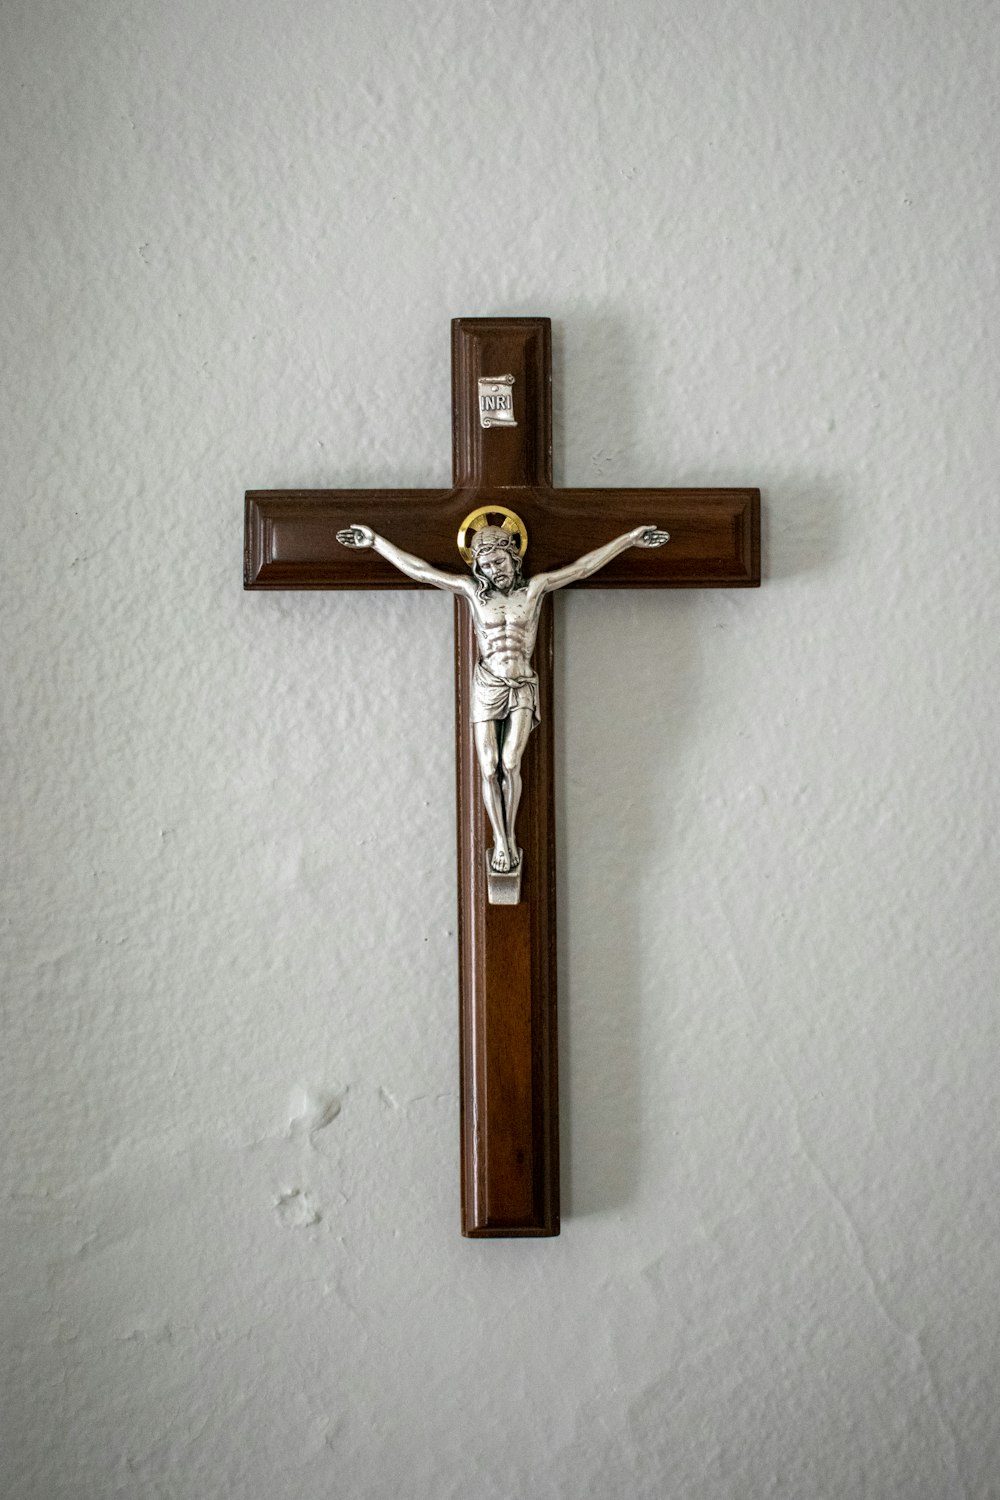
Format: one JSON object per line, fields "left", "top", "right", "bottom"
{"left": 245, "top": 489, "right": 456, "bottom": 590}
{"left": 245, "top": 487, "right": 759, "bottom": 590}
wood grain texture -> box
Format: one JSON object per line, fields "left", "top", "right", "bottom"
{"left": 455, "top": 597, "right": 558, "bottom": 1235}
{"left": 244, "top": 486, "right": 759, "bottom": 590}
{"left": 451, "top": 318, "right": 552, "bottom": 489}
{"left": 451, "top": 320, "right": 559, "bottom": 1235}
{"left": 243, "top": 316, "right": 760, "bottom": 1238}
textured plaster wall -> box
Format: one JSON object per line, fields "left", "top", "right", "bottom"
{"left": 2, "top": 1, "right": 999, "bottom": 1496}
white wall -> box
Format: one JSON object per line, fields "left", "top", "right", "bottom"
{"left": 3, "top": 2, "right": 998, "bottom": 1495}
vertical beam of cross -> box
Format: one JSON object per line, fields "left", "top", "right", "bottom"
{"left": 452, "top": 320, "right": 560, "bottom": 1236}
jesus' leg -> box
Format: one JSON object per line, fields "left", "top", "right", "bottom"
{"left": 474, "top": 720, "right": 512, "bottom": 871}
{"left": 499, "top": 707, "right": 534, "bottom": 869}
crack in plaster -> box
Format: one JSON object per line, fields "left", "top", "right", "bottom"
{"left": 783, "top": 1103, "right": 969, "bottom": 1498}
{"left": 379, "top": 1086, "right": 452, "bottom": 1112}
{"left": 708, "top": 882, "right": 970, "bottom": 1498}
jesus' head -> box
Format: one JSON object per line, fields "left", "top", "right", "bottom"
{"left": 470, "top": 527, "right": 523, "bottom": 597}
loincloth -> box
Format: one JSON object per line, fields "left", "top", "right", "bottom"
{"left": 470, "top": 661, "right": 540, "bottom": 727}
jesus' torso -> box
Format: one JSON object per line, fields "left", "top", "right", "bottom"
{"left": 467, "top": 580, "right": 544, "bottom": 680}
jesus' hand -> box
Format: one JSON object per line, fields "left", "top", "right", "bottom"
{"left": 336, "top": 524, "right": 375, "bottom": 549}
{"left": 632, "top": 526, "right": 670, "bottom": 548}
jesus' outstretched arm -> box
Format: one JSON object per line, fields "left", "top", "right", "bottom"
{"left": 531, "top": 525, "right": 670, "bottom": 596}
{"left": 336, "top": 524, "right": 473, "bottom": 597}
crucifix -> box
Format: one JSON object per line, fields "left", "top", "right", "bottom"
{"left": 245, "top": 317, "right": 759, "bottom": 1237}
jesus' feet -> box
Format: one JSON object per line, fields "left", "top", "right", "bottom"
{"left": 490, "top": 845, "right": 512, "bottom": 873}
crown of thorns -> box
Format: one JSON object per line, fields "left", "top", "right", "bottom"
{"left": 470, "top": 525, "right": 520, "bottom": 556}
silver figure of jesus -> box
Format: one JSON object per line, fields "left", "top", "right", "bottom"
{"left": 336, "top": 520, "right": 669, "bottom": 892}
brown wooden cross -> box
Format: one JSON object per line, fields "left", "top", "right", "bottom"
{"left": 245, "top": 317, "right": 759, "bottom": 1238}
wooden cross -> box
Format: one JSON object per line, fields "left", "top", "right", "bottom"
{"left": 245, "top": 317, "right": 759, "bottom": 1237}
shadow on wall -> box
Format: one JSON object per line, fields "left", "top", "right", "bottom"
{"left": 550, "top": 300, "right": 846, "bottom": 581}
{"left": 542, "top": 308, "right": 844, "bottom": 1220}
{"left": 554, "top": 587, "right": 698, "bottom": 1221}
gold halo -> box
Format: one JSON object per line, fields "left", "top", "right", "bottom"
{"left": 457, "top": 506, "right": 528, "bottom": 565}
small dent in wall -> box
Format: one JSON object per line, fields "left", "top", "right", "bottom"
{"left": 274, "top": 1188, "right": 322, "bottom": 1229}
